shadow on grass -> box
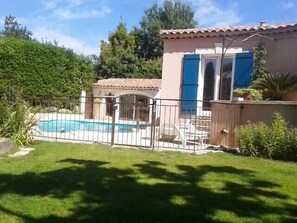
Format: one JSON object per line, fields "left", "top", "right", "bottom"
{"left": 0, "top": 158, "right": 296, "bottom": 222}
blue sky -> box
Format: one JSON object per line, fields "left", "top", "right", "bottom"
{"left": 0, "top": 0, "right": 296, "bottom": 56}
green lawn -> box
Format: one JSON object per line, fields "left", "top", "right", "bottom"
{"left": 0, "top": 142, "right": 296, "bottom": 223}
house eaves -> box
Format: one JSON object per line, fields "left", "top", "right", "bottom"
{"left": 93, "top": 78, "right": 162, "bottom": 91}
{"left": 160, "top": 23, "right": 297, "bottom": 40}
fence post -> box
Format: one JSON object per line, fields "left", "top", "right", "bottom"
{"left": 150, "top": 99, "right": 156, "bottom": 150}
{"left": 111, "top": 97, "right": 117, "bottom": 146}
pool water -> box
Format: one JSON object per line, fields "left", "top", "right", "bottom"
{"left": 38, "top": 120, "right": 135, "bottom": 133}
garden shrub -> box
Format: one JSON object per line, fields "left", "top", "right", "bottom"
{"left": 233, "top": 88, "right": 263, "bottom": 100}
{"left": 235, "top": 112, "right": 297, "bottom": 162}
{"left": 282, "top": 129, "right": 297, "bottom": 161}
{"left": 0, "top": 84, "right": 37, "bottom": 146}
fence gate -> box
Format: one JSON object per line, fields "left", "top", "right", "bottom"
{"left": 111, "top": 97, "right": 212, "bottom": 152}
{"left": 111, "top": 97, "right": 156, "bottom": 149}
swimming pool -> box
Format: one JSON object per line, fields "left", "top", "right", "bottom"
{"left": 38, "top": 120, "right": 135, "bottom": 133}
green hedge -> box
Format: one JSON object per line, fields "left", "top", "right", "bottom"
{"left": 0, "top": 37, "right": 95, "bottom": 96}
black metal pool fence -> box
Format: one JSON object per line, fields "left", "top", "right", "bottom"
{"left": 24, "top": 95, "right": 211, "bottom": 152}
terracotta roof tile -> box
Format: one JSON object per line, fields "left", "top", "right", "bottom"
{"left": 160, "top": 23, "right": 297, "bottom": 39}
{"left": 93, "top": 78, "right": 161, "bottom": 90}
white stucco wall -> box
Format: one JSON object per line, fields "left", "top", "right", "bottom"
{"left": 161, "top": 33, "right": 297, "bottom": 102}
{"left": 92, "top": 86, "right": 160, "bottom": 121}
{"left": 160, "top": 33, "right": 297, "bottom": 126}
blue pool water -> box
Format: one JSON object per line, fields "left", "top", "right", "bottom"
{"left": 38, "top": 120, "right": 135, "bottom": 133}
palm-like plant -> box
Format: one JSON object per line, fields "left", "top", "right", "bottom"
{"left": 0, "top": 105, "right": 39, "bottom": 146}
{"left": 0, "top": 84, "right": 39, "bottom": 146}
{"left": 252, "top": 73, "right": 297, "bottom": 100}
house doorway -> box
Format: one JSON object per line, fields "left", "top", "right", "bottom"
{"left": 119, "top": 94, "right": 150, "bottom": 122}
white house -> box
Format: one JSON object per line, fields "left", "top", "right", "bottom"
{"left": 159, "top": 23, "right": 297, "bottom": 118}
{"left": 92, "top": 78, "right": 161, "bottom": 122}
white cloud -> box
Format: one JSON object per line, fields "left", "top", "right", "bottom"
{"left": 54, "top": 6, "right": 112, "bottom": 20}
{"left": 69, "top": 0, "right": 82, "bottom": 7}
{"left": 42, "top": 0, "right": 82, "bottom": 9}
{"left": 42, "top": 0, "right": 59, "bottom": 9}
{"left": 190, "top": 0, "right": 241, "bottom": 26}
{"left": 41, "top": 0, "right": 111, "bottom": 20}
{"left": 34, "top": 28, "right": 98, "bottom": 55}
{"left": 281, "top": 1, "right": 296, "bottom": 10}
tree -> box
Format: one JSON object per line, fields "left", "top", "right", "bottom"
{"left": 138, "top": 58, "right": 162, "bottom": 79}
{"left": 96, "top": 1, "right": 197, "bottom": 79}
{"left": 253, "top": 42, "right": 268, "bottom": 81}
{"left": 1, "top": 15, "right": 33, "bottom": 40}
{"left": 134, "top": 0, "right": 197, "bottom": 60}
{"left": 97, "top": 23, "right": 140, "bottom": 79}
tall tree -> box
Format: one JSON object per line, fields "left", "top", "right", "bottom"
{"left": 134, "top": 0, "right": 197, "bottom": 60}
{"left": 96, "top": 1, "right": 197, "bottom": 79}
{"left": 97, "top": 23, "right": 140, "bottom": 79}
{"left": 253, "top": 43, "right": 268, "bottom": 81}
{"left": 1, "top": 15, "right": 33, "bottom": 40}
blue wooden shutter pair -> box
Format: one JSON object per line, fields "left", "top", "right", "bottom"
{"left": 181, "top": 54, "right": 200, "bottom": 115}
{"left": 181, "top": 52, "right": 253, "bottom": 115}
{"left": 233, "top": 52, "right": 254, "bottom": 89}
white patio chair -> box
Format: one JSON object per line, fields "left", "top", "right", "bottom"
{"left": 159, "top": 123, "right": 209, "bottom": 149}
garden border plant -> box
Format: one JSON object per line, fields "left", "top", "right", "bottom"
{"left": 233, "top": 88, "right": 262, "bottom": 100}
{"left": 235, "top": 112, "right": 297, "bottom": 162}
{"left": 0, "top": 84, "right": 38, "bottom": 146}
{"left": 252, "top": 73, "right": 297, "bottom": 100}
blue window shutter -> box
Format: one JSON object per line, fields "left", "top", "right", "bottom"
{"left": 233, "top": 52, "right": 254, "bottom": 89}
{"left": 181, "top": 54, "right": 200, "bottom": 115}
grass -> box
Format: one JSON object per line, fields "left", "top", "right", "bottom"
{"left": 0, "top": 141, "right": 296, "bottom": 223}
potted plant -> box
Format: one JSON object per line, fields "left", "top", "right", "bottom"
{"left": 233, "top": 88, "right": 263, "bottom": 100}
{"left": 252, "top": 73, "right": 297, "bottom": 100}
{"left": 282, "top": 92, "right": 297, "bottom": 101}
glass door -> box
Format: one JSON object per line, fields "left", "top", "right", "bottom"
{"left": 202, "top": 59, "right": 216, "bottom": 108}
{"left": 219, "top": 58, "right": 233, "bottom": 100}
{"left": 202, "top": 57, "right": 234, "bottom": 107}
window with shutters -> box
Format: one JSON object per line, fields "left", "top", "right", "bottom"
{"left": 181, "top": 50, "right": 253, "bottom": 113}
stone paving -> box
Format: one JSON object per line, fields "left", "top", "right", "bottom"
{"left": 0, "top": 138, "right": 14, "bottom": 155}
{"left": 8, "top": 147, "right": 35, "bottom": 158}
